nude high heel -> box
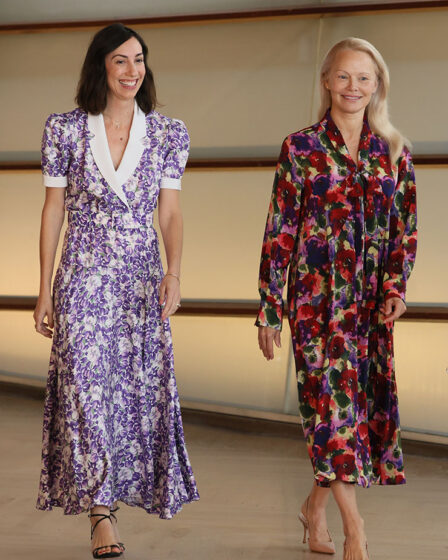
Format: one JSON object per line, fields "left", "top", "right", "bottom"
{"left": 298, "top": 497, "right": 336, "bottom": 555}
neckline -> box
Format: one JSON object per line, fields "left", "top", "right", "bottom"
{"left": 322, "top": 109, "right": 371, "bottom": 169}
{"left": 86, "top": 101, "right": 147, "bottom": 208}
{"left": 100, "top": 103, "right": 137, "bottom": 173}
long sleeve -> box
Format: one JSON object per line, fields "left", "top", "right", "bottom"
{"left": 256, "top": 137, "right": 303, "bottom": 330}
{"left": 382, "top": 148, "right": 417, "bottom": 302}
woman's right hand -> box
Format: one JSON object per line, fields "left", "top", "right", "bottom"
{"left": 33, "top": 293, "right": 54, "bottom": 339}
{"left": 258, "top": 326, "right": 282, "bottom": 360}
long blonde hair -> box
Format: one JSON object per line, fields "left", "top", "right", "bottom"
{"left": 318, "top": 37, "right": 410, "bottom": 165}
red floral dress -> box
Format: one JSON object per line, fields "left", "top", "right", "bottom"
{"left": 256, "top": 111, "right": 417, "bottom": 487}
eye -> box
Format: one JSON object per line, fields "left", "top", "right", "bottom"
{"left": 115, "top": 60, "right": 125, "bottom": 65}
{"left": 135, "top": 58, "right": 144, "bottom": 64}
{"left": 360, "top": 76, "right": 369, "bottom": 81}
{"left": 338, "top": 74, "right": 348, "bottom": 80}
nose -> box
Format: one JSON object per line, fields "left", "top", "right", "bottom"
{"left": 347, "top": 77, "right": 358, "bottom": 91}
{"left": 127, "top": 61, "right": 139, "bottom": 76}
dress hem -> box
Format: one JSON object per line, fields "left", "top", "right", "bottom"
{"left": 36, "top": 493, "right": 200, "bottom": 519}
{"left": 314, "top": 473, "right": 406, "bottom": 488}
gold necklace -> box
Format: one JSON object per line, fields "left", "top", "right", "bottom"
{"left": 103, "top": 112, "right": 133, "bottom": 130}
{"left": 103, "top": 112, "right": 132, "bottom": 142}
{"left": 104, "top": 115, "right": 122, "bottom": 130}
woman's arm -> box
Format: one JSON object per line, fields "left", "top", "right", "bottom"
{"left": 381, "top": 149, "right": 417, "bottom": 323}
{"left": 33, "top": 187, "right": 65, "bottom": 338}
{"left": 256, "top": 137, "right": 302, "bottom": 359}
{"left": 158, "top": 188, "right": 183, "bottom": 321}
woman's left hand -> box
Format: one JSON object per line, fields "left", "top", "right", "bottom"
{"left": 380, "top": 296, "right": 406, "bottom": 325}
{"left": 159, "top": 274, "right": 181, "bottom": 320}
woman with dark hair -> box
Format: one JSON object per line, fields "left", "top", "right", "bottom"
{"left": 257, "top": 38, "right": 417, "bottom": 560}
{"left": 33, "top": 23, "right": 199, "bottom": 558}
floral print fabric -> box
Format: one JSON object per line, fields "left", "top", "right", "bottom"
{"left": 37, "top": 108, "right": 199, "bottom": 517}
{"left": 256, "top": 111, "right": 417, "bottom": 487}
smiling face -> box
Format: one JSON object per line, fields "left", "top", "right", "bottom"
{"left": 104, "top": 37, "right": 146, "bottom": 102}
{"left": 325, "top": 49, "right": 378, "bottom": 117}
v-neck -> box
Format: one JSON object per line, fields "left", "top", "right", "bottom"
{"left": 101, "top": 106, "right": 135, "bottom": 173}
{"left": 87, "top": 101, "right": 147, "bottom": 208}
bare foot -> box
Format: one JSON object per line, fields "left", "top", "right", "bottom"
{"left": 343, "top": 519, "right": 368, "bottom": 560}
{"left": 110, "top": 509, "right": 124, "bottom": 552}
{"left": 89, "top": 506, "right": 121, "bottom": 557}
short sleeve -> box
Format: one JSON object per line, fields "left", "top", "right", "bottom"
{"left": 41, "top": 113, "right": 70, "bottom": 188}
{"left": 161, "top": 119, "right": 190, "bottom": 190}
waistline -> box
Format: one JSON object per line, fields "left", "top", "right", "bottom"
{"left": 67, "top": 210, "right": 154, "bottom": 232}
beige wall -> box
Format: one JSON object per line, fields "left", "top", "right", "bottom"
{"left": 0, "top": 18, "right": 320, "bottom": 153}
{"left": 1, "top": 11, "right": 447, "bottom": 436}
{"left": 1, "top": 309, "right": 447, "bottom": 435}
{"left": 2, "top": 11, "right": 448, "bottom": 153}
{"left": 317, "top": 13, "right": 448, "bottom": 145}
{"left": 1, "top": 166, "right": 447, "bottom": 302}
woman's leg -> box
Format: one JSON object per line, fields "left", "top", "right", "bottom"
{"left": 89, "top": 505, "right": 120, "bottom": 556}
{"left": 331, "top": 481, "right": 368, "bottom": 560}
{"left": 301, "top": 481, "right": 332, "bottom": 541}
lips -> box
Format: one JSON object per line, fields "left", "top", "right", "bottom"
{"left": 342, "top": 95, "right": 362, "bottom": 101}
{"left": 119, "top": 79, "right": 138, "bottom": 88}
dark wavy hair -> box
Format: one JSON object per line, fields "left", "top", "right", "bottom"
{"left": 76, "top": 23, "right": 157, "bottom": 114}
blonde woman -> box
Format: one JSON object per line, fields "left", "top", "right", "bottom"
{"left": 257, "top": 38, "right": 417, "bottom": 559}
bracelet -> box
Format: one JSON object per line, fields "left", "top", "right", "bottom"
{"left": 165, "top": 272, "right": 180, "bottom": 281}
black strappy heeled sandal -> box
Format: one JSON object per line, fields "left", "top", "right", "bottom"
{"left": 88, "top": 512, "right": 122, "bottom": 559}
{"left": 110, "top": 506, "right": 126, "bottom": 553}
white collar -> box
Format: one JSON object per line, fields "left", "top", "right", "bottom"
{"left": 87, "top": 100, "right": 147, "bottom": 209}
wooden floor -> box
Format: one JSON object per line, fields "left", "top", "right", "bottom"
{"left": 1, "top": 391, "right": 447, "bottom": 560}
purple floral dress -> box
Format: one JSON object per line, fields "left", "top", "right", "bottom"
{"left": 36, "top": 103, "right": 199, "bottom": 518}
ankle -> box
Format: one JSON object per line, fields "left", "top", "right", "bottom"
{"left": 308, "top": 507, "right": 327, "bottom": 525}
{"left": 343, "top": 517, "right": 365, "bottom": 538}
{"left": 306, "top": 496, "right": 327, "bottom": 515}
{"left": 91, "top": 505, "right": 110, "bottom": 514}
{"left": 89, "top": 505, "right": 111, "bottom": 525}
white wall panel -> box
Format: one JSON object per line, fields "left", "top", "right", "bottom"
{"left": 0, "top": 311, "right": 52, "bottom": 380}
{"left": 2, "top": 311, "right": 447, "bottom": 436}
{"left": 0, "top": 18, "right": 319, "bottom": 154}
{"left": 171, "top": 316, "right": 290, "bottom": 412}
{"left": 0, "top": 310, "right": 290, "bottom": 413}
{"left": 0, "top": 172, "right": 46, "bottom": 295}
{"left": 404, "top": 167, "right": 448, "bottom": 303}
{"left": 394, "top": 321, "right": 448, "bottom": 434}
{"left": 0, "top": 166, "right": 447, "bottom": 302}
